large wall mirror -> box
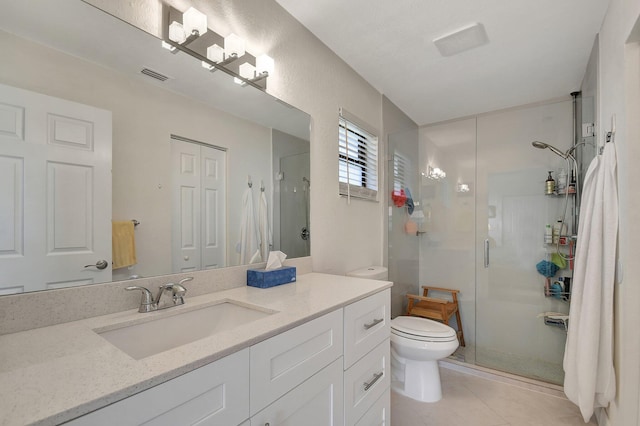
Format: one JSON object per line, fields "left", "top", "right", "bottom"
{"left": 0, "top": 0, "right": 311, "bottom": 295}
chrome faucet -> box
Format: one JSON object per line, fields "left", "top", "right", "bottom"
{"left": 126, "top": 277, "right": 193, "bottom": 313}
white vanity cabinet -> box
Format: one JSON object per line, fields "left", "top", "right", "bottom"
{"left": 65, "top": 289, "right": 391, "bottom": 426}
{"left": 343, "top": 289, "right": 391, "bottom": 425}
{"left": 65, "top": 348, "right": 250, "bottom": 426}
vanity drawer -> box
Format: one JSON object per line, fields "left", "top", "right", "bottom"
{"left": 66, "top": 348, "right": 249, "bottom": 426}
{"left": 250, "top": 357, "right": 344, "bottom": 426}
{"left": 250, "top": 309, "right": 343, "bottom": 415}
{"left": 344, "top": 289, "right": 390, "bottom": 368}
{"left": 354, "top": 389, "right": 390, "bottom": 426}
{"left": 344, "top": 339, "right": 390, "bottom": 426}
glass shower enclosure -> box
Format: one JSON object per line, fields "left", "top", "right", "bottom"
{"left": 391, "top": 98, "right": 586, "bottom": 385}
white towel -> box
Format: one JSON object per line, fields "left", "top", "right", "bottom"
{"left": 563, "top": 143, "right": 617, "bottom": 421}
{"left": 238, "top": 187, "right": 261, "bottom": 264}
{"left": 258, "top": 190, "right": 272, "bottom": 263}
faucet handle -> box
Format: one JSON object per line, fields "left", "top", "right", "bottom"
{"left": 171, "top": 284, "right": 187, "bottom": 305}
{"left": 125, "top": 286, "right": 155, "bottom": 313}
{"left": 178, "top": 277, "right": 193, "bottom": 286}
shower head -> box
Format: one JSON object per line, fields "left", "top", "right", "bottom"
{"left": 531, "top": 141, "right": 566, "bottom": 158}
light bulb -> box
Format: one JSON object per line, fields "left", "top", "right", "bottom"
{"left": 256, "top": 54, "right": 274, "bottom": 75}
{"left": 206, "top": 44, "right": 224, "bottom": 63}
{"left": 168, "top": 21, "right": 186, "bottom": 44}
{"left": 224, "top": 33, "right": 245, "bottom": 58}
{"left": 239, "top": 62, "right": 256, "bottom": 79}
{"left": 183, "top": 7, "right": 207, "bottom": 37}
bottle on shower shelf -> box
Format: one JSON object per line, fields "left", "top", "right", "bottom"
{"left": 553, "top": 219, "right": 566, "bottom": 245}
{"left": 568, "top": 170, "right": 576, "bottom": 194}
{"left": 545, "top": 224, "right": 553, "bottom": 244}
{"left": 557, "top": 168, "right": 567, "bottom": 192}
{"left": 545, "top": 171, "right": 555, "bottom": 195}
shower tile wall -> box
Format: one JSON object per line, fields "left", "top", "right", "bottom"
{"left": 419, "top": 99, "right": 574, "bottom": 385}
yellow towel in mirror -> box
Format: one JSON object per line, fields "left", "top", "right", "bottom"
{"left": 112, "top": 221, "right": 137, "bottom": 269}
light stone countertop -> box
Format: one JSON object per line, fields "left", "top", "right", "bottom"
{"left": 0, "top": 273, "right": 392, "bottom": 426}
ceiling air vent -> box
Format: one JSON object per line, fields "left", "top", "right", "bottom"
{"left": 140, "top": 68, "right": 170, "bottom": 82}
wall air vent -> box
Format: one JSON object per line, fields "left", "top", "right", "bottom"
{"left": 140, "top": 68, "right": 170, "bottom": 82}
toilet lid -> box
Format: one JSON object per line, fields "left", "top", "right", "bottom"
{"left": 391, "top": 316, "right": 457, "bottom": 341}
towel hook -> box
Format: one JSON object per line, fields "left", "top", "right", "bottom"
{"left": 248, "top": 175, "right": 253, "bottom": 188}
{"left": 260, "top": 179, "right": 265, "bottom": 192}
{"left": 132, "top": 219, "right": 140, "bottom": 227}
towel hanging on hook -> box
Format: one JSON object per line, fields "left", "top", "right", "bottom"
{"left": 260, "top": 179, "right": 265, "bottom": 192}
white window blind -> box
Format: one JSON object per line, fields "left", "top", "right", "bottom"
{"left": 393, "top": 151, "right": 408, "bottom": 192}
{"left": 338, "top": 112, "right": 378, "bottom": 201}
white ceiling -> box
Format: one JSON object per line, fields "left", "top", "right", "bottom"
{"left": 274, "top": 0, "right": 610, "bottom": 125}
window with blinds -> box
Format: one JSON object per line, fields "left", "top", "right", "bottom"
{"left": 338, "top": 115, "right": 379, "bottom": 201}
{"left": 393, "top": 151, "right": 408, "bottom": 192}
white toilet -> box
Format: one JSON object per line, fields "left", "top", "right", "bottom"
{"left": 346, "top": 266, "right": 459, "bottom": 403}
{"left": 390, "top": 315, "right": 458, "bottom": 402}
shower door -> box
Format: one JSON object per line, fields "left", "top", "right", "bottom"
{"left": 475, "top": 100, "right": 573, "bottom": 385}
{"left": 279, "top": 153, "right": 310, "bottom": 258}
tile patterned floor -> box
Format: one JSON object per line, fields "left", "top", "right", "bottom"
{"left": 391, "top": 366, "right": 597, "bottom": 426}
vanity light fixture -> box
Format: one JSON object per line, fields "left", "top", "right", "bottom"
{"left": 163, "top": 5, "right": 275, "bottom": 90}
{"left": 424, "top": 165, "right": 446, "bottom": 180}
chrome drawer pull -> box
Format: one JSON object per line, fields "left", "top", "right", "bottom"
{"left": 363, "top": 372, "right": 384, "bottom": 391}
{"left": 364, "top": 318, "right": 383, "bottom": 330}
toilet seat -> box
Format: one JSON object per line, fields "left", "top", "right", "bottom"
{"left": 391, "top": 316, "right": 457, "bottom": 342}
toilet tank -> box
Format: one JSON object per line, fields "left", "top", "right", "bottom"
{"left": 347, "top": 266, "right": 388, "bottom": 281}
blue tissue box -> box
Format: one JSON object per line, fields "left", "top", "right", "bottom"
{"left": 247, "top": 266, "right": 297, "bottom": 289}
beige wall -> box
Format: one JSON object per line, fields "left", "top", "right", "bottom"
{"left": 596, "top": 0, "right": 640, "bottom": 423}
{"left": 86, "top": 0, "right": 385, "bottom": 275}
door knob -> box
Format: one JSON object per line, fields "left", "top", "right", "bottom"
{"left": 84, "top": 260, "right": 109, "bottom": 270}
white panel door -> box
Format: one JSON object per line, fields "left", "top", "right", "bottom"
{"left": 0, "top": 83, "right": 112, "bottom": 294}
{"left": 200, "top": 145, "right": 225, "bottom": 269}
{"left": 171, "top": 140, "right": 201, "bottom": 273}
{"left": 171, "top": 139, "right": 226, "bottom": 273}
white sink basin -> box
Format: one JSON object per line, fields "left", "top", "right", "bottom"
{"left": 96, "top": 300, "right": 276, "bottom": 359}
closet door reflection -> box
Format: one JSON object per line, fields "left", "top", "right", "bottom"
{"left": 171, "top": 138, "right": 226, "bottom": 273}
{"left": 279, "top": 153, "right": 310, "bottom": 258}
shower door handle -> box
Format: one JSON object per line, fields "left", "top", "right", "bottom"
{"left": 484, "top": 239, "right": 490, "bottom": 268}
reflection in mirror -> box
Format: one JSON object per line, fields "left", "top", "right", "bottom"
{"left": 0, "top": 0, "right": 310, "bottom": 295}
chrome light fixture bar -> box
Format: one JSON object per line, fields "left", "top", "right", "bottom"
{"left": 163, "top": 5, "right": 274, "bottom": 91}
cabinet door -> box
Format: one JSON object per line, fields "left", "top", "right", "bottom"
{"left": 66, "top": 349, "right": 249, "bottom": 426}
{"left": 354, "top": 391, "right": 390, "bottom": 426}
{"left": 250, "top": 357, "right": 344, "bottom": 426}
{"left": 250, "top": 309, "right": 343, "bottom": 415}
{"left": 344, "top": 289, "right": 390, "bottom": 368}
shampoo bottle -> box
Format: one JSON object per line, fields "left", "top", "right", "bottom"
{"left": 545, "top": 171, "right": 555, "bottom": 195}
{"left": 544, "top": 224, "right": 553, "bottom": 244}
